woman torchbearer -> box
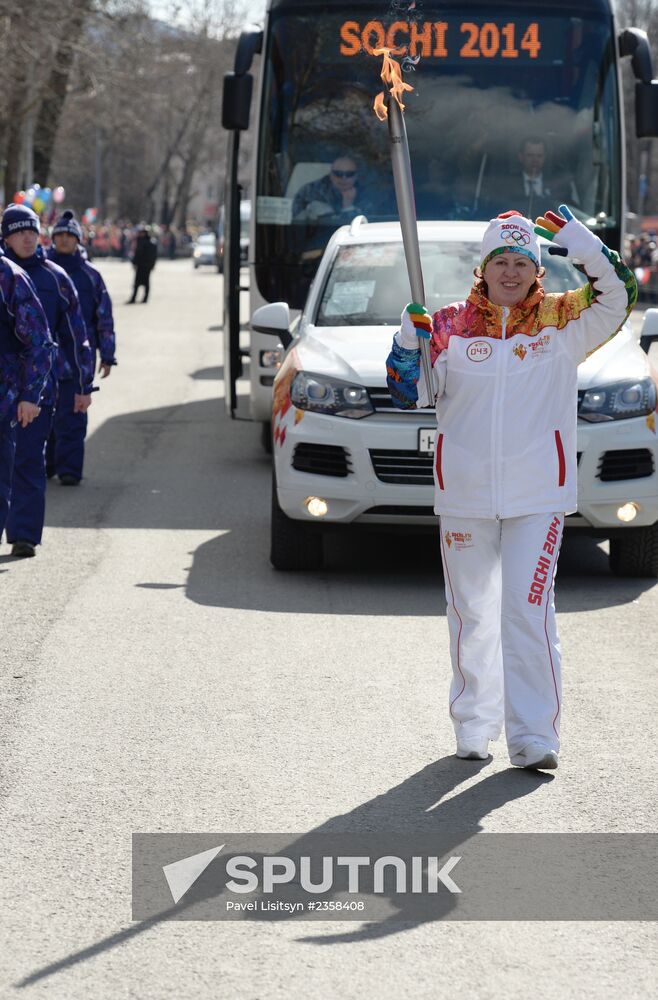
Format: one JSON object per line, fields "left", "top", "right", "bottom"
{"left": 386, "top": 208, "right": 637, "bottom": 770}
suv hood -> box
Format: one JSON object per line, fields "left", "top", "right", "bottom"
{"left": 297, "top": 322, "right": 649, "bottom": 388}
{"left": 576, "top": 323, "right": 650, "bottom": 387}
{"left": 298, "top": 325, "right": 407, "bottom": 383}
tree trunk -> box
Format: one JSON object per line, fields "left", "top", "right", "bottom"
{"left": 32, "top": 0, "right": 91, "bottom": 186}
{"left": 4, "top": 116, "right": 24, "bottom": 199}
{"left": 1, "top": 7, "right": 30, "bottom": 197}
{"left": 173, "top": 79, "right": 216, "bottom": 227}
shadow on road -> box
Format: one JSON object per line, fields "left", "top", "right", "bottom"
{"left": 15, "top": 756, "right": 551, "bottom": 988}
{"left": 40, "top": 396, "right": 656, "bottom": 615}
{"left": 190, "top": 365, "right": 223, "bottom": 380}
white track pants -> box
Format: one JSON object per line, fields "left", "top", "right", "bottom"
{"left": 439, "top": 512, "right": 564, "bottom": 756}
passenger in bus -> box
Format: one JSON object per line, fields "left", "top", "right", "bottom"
{"left": 500, "top": 137, "right": 578, "bottom": 218}
{"left": 385, "top": 207, "right": 637, "bottom": 772}
{"left": 292, "top": 156, "right": 375, "bottom": 222}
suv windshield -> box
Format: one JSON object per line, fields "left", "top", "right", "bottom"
{"left": 315, "top": 241, "right": 586, "bottom": 326}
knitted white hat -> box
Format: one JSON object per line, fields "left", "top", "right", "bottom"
{"left": 480, "top": 212, "right": 540, "bottom": 269}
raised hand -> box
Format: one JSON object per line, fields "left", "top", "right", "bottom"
{"left": 534, "top": 205, "right": 603, "bottom": 261}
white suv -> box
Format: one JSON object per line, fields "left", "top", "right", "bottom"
{"left": 254, "top": 220, "right": 658, "bottom": 574}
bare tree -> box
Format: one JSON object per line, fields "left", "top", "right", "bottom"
{"left": 47, "top": 0, "right": 240, "bottom": 222}
{"left": 33, "top": 0, "right": 94, "bottom": 185}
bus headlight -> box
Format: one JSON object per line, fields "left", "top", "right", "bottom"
{"left": 291, "top": 372, "right": 374, "bottom": 418}
{"left": 578, "top": 378, "right": 657, "bottom": 421}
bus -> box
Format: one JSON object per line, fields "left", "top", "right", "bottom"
{"left": 222, "top": 0, "right": 658, "bottom": 439}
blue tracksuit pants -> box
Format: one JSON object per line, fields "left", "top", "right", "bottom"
{"left": 0, "top": 415, "right": 18, "bottom": 540}
{"left": 6, "top": 404, "right": 54, "bottom": 545}
{"left": 49, "top": 378, "right": 87, "bottom": 480}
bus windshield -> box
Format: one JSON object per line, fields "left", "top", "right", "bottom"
{"left": 256, "top": 0, "right": 620, "bottom": 308}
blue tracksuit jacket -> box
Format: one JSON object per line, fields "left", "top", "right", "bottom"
{"left": 48, "top": 248, "right": 117, "bottom": 365}
{"left": 0, "top": 251, "right": 55, "bottom": 421}
{"left": 3, "top": 245, "right": 94, "bottom": 404}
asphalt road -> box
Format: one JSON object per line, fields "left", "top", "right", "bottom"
{"left": 1, "top": 259, "right": 657, "bottom": 999}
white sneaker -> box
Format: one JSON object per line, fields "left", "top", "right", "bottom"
{"left": 456, "top": 737, "right": 490, "bottom": 760}
{"left": 510, "top": 741, "right": 558, "bottom": 770}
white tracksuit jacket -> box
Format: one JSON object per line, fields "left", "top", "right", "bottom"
{"left": 385, "top": 226, "right": 637, "bottom": 755}
{"left": 387, "top": 234, "right": 636, "bottom": 518}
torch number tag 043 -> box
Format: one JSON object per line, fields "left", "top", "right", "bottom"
{"left": 418, "top": 428, "right": 437, "bottom": 455}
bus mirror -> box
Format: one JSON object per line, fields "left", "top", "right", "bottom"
{"left": 222, "top": 72, "right": 253, "bottom": 131}
{"left": 635, "top": 81, "right": 658, "bottom": 137}
{"left": 619, "top": 28, "right": 653, "bottom": 83}
{"left": 639, "top": 309, "right": 658, "bottom": 353}
{"left": 251, "top": 303, "right": 292, "bottom": 348}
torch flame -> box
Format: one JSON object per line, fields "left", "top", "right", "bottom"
{"left": 373, "top": 47, "right": 414, "bottom": 121}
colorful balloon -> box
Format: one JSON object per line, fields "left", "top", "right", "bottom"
{"left": 41, "top": 187, "right": 52, "bottom": 205}
{"left": 32, "top": 197, "right": 45, "bottom": 214}
{"left": 53, "top": 186, "right": 66, "bottom": 204}
{"left": 12, "top": 191, "right": 25, "bottom": 205}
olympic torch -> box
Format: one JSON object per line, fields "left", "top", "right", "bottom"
{"left": 374, "top": 49, "right": 434, "bottom": 400}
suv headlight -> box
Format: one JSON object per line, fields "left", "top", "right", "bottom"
{"left": 578, "top": 378, "right": 657, "bottom": 421}
{"left": 291, "top": 372, "right": 374, "bottom": 419}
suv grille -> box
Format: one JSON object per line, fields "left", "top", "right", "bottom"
{"left": 369, "top": 449, "right": 434, "bottom": 485}
{"left": 292, "top": 443, "right": 351, "bottom": 477}
{"left": 597, "top": 449, "right": 654, "bottom": 481}
{"left": 365, "top": 386, "right": 434, "bottom": 413}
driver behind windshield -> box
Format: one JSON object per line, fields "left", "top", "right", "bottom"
{"left": 293, "top": 156, "right": 376, "bottom": 222}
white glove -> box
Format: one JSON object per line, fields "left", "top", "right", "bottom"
{"left": 396, "top": 302, "right": 432, "bottom": 349}
{"left": 535, "top": 205, "right": 603, "bottom": 262}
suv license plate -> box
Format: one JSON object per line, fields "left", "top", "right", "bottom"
{"left": 418, "top": 428, "right": 436, "bottom": 455}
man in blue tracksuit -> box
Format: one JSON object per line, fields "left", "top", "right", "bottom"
{"left": 0, "top": 250, "right": 54, "bottom": 547}
{"left": 1, "top": 203, "right": 94, "bottom": 557}
{"left": 48, "top": 210, "right": 117, "bottom": 483}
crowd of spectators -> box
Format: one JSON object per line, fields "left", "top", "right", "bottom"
{"left": 80, "top": 221, "right": 212, "bottom": 260}
{"left": 627, "top": 231, "right": 658, "bottom": 300}
{"left": 629, "top": 232, "right": 658, "bottom": 271}
{"left": 32, "top": 219, "right": 215, "bottom": 261}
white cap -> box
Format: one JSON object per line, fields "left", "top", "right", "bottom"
{"left": 480, "top": 213, "right": 540, "bottom": 269}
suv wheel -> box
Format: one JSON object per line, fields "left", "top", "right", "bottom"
{"left": 609, "top": 523, "right": 658, "bottom": 577}
{"left": 270, "top": 473, "right": 324, "bottom": 571}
